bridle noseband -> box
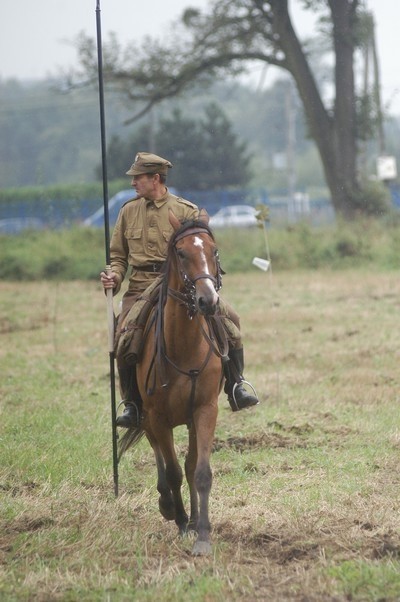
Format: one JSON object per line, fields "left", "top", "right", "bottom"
{"left": 172, "top": 226, "right": 223, "bottom": 303}
{"left": 146, "top": 221, "right": 229, "bottom": 402}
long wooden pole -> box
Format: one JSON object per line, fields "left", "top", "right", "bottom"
{"left": 95, "top": 0, "right": 119, "bottom": 497}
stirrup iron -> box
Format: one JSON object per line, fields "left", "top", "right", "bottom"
{"left": 232, "top": 379, "right": 258, "bottom": 403}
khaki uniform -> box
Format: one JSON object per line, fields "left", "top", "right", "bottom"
{"left": 111, "top": 152, "right": 257, "bottom": 421}
{"left": 111, "top": 188, "right": 199, "bottom": 333}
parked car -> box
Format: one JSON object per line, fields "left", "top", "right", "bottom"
{"left": 82, "top": 190, "right": 135, "bottom": 228}
{"left": 209, "top": 205, "right": 259, "bottom": 228}
{"left": 83, "top": 187, "right": 180, "bottom": 228}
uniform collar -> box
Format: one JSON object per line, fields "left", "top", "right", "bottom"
{"left": 145, "top": 187, "right": 170, "bottom": 208}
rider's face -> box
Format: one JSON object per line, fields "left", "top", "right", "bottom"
{"left": 131, "top": 174, "right": 157, "bottom": 198}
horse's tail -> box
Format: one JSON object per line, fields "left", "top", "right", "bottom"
{"left": 118, "top": 425, "right": 145, "bottom": 460}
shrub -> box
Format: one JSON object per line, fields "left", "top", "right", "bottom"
{"left": 1, "top": 218, "right": 400, "bottom": 281}
{"left": 351, "top": 181, "right": 393, "bottom": 217}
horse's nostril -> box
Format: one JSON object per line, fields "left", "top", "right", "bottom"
{"left": 198, "top": 297, "right": 216, "bottom": 316}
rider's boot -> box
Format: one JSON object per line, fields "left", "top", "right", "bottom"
{"left": 116, "top": 367, "right": 142, "bottom": 428}
{"left": 224, "top": 347, "right": 259, "bottom": 412}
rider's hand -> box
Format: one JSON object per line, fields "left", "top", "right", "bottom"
{"left": 100, "top": 270, "right": 118, "bottom": 291}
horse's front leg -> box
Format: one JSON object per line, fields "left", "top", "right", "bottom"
{"left": 149, "top": 415, "right": 188, "bottom": 534}
{"left": 191, "top": 404, "right": 218, "bottom": 556}
{"left": 148, "top": 436, "right": 175, "bottom": 521}
{"left": 185, "top": 424, "right": 199, "bottom": 531}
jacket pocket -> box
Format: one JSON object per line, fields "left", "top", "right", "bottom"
{"left": 125, "top": 228, "right": 142, "bottom": 240}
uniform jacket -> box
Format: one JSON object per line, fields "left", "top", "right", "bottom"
{"left": 110, "top": 188, "right": 198, "bottom": 294}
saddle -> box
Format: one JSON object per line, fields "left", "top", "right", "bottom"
{"left": 116, "top": 276, "right": 163, "bottom": 365}
{"left": 116, "top": 277, "right": 241, "bottom": 367}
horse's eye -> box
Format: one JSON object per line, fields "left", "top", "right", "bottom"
{"left": 177, "top": 249, "right": 185, "bottom": 259}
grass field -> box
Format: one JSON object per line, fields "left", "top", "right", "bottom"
{"left": 1, "top": 269, "right": 400, "bottom": 601}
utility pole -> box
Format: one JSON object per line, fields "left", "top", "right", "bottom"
{"left": 371, "top": 14, "right": 385, "bottom": 155}
{"left": 286, "top": 81, "right": 296, "bottom": 222}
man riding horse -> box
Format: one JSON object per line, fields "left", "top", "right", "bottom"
{"left": 100, "top": 152, "right": 259, "bottom": 428}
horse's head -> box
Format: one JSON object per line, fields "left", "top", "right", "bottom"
{"left": 169, "top": 209, "right": 221, "bottom": 316}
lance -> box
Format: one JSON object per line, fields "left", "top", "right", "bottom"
{"left": 95, "top": 0, "right": 119, "bottom": 497}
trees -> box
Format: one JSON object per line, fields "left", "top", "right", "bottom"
{"left": 0, "top": 77, "right": 326, "bottom": 189}
{"left": 0, "top": 79, "right": 126, "bottom": 187}
{"left": 98, "top": 104, "right": 252, "bottom": 190}
{"left": 73, "top": 0, "right": 393, "bottom": 218}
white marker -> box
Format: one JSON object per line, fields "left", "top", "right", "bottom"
{"left": 252, "top": 257, "right": 270, "bottom": 271}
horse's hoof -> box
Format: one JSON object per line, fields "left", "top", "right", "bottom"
{"left": 159, "top": 498, "right": 175, "bottom": 521}
{"left": 179, "top": 525, "right": 188, "bottom": 536}
{"left": 192, "top": 539, "right": 212, "bottom": 556}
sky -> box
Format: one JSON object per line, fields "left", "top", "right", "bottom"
{"left": 1, "top": 0, "right": 399, "bottom": 114}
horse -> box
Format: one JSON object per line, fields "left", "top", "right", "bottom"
{"left": 119, "top": 208, "right": 228, "bottom": 556}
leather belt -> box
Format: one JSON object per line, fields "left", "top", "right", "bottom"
{"left": 134, "top": 262, "right": 165, "bottom": 273}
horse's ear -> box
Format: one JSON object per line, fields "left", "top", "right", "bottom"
{"left": 198, "top": 208, "right": 209, "bottom": 225}
{"left": 168, "top": 209, "right": 182, "bottom": 231}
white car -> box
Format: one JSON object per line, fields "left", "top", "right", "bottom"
{"left": 209, "top": 205, "right": 259, "bottom": 228}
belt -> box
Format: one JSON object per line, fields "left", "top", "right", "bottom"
{"left": 134, "top": 262, "right": 165, "bottom": 273}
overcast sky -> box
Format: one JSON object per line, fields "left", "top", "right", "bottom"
{"left": 1, "top": 0, "right": 399, "bottom": 114}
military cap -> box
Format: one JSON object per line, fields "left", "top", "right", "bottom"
{"left": 126, "top": 152, "right": 173, "bottom": 176}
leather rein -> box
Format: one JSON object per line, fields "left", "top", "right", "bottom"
{"left": 145, "top": 225, "right": 228, "bottom": 420}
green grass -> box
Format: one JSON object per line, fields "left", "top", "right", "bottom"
{"left": 1, "top": 272, "right": 400, "bottom": 600}
{"left": 329, "top": 560, "right": 400, "bottom": 600}
{"left": 3, "top": 215, "right": 400, "bottom": 280}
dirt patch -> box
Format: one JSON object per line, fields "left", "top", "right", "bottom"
{"left": 0, "top": 514, "right": 55, "bottom": 565}
{"left": 0, "top": 315, "right": 50, "bottom": 334}
{"left": 213, "top": 429, "right": 308, "bottom": 452}
{"left": 216, "top": 515, "right": 400, "bottom": 557}
{"left": 372, "top": 535, "right": 400, "bottom": 559}
{"left": 0, "top": 480, "right": 39, "bottom": 497}
{"left": 3, "top": 515, "right": 55, "bottom": 536}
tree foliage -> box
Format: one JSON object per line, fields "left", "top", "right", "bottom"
{"left": 0, "top": 79, "right": 130, "bottom": 187}
{"left": 72, "top": 0, "right": 388, "bottom": 218}
{"left": 98, "top": 103, "right": 252, "bottom": 190}
{"left": 0, "top": 76, "right": 320, "bottom": 190}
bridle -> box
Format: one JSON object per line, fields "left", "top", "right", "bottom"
{"left": 170, "top": 226, "right": 223, "bottom": 318}
{"left": 145, "top": 222, "right": 228, "bottom": 405}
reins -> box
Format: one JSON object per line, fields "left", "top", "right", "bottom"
{"left": 144, "top": 220, "right": 228, "bottom": 423}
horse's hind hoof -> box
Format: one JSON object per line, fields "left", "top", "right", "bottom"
{"left": 192, "top": 540, "right": 212, "bottom": 556}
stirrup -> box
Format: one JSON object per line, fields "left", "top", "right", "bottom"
{"left": 117, "top": 400, "right": 126, "bottom": 412}
{"left": 228, "top": 380, "right": 259, "bottom": 412}
{"left": 232, "top": 380, "right": 258, "bottom": 404}
{"left": 116, "top": 400, "right": 141, "bottom": 428}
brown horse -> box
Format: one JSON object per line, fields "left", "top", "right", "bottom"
{"left": 119, "top": 208, "right": 227, "bottom": 556}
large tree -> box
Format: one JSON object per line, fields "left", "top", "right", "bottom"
{"left": 74, "top": 0, "right": 386, "bottom": 217}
